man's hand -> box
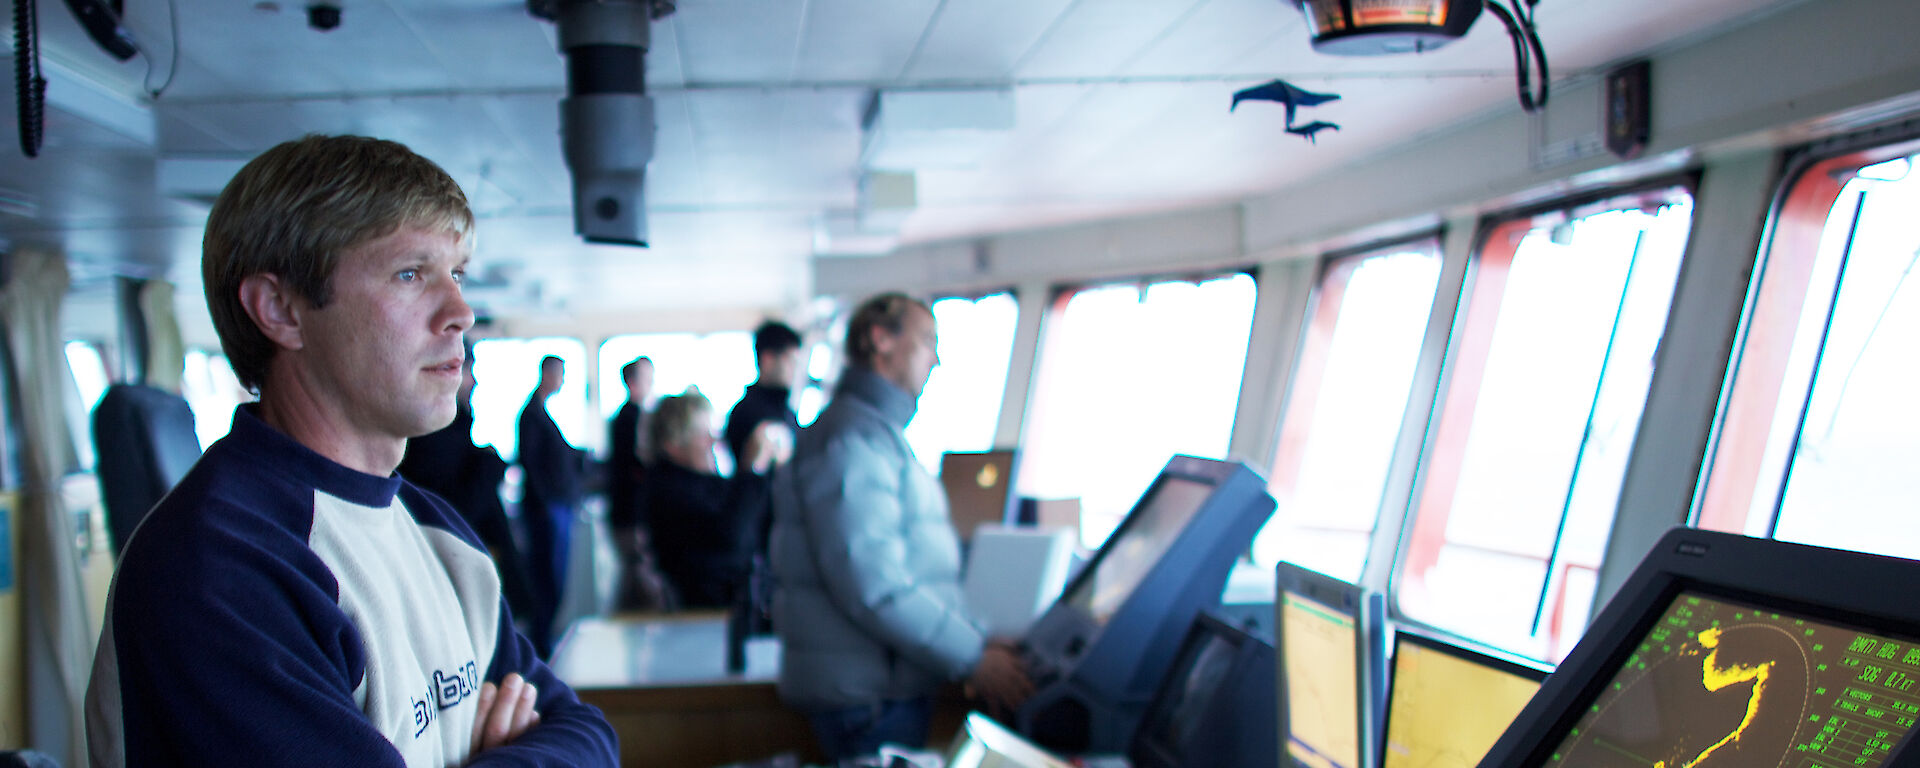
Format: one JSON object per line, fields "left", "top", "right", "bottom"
{"left": 966, "top": 641, "right": 1035, "bottom": 720}
{"left": 470, "top": 673, "right": 540, "bottom": 756}
{"left": 744, "top": 421, "right": 795, "bottom": 474}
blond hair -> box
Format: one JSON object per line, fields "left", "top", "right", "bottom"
{"left": 649, "top": 390, "right": 715, "bottom": 456}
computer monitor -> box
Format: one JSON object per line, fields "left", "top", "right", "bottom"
{"left": 1016, "top": 456, "right": 1276, "bottom": 753}
{"left": 1130, "top": 611, "right": 1278, "bottom": 768}
{"left": 941, "top": 449, "right": 1019, "bottom": 541}
{"left": 945, "top": 712, "right": 1075, "bottom": 768}
{"left": 1276, "top": 561, "right": 1387, "bottom": 768}
{"left": 1481, "top": 527, "right": 1920, "bottom": 767}
{"left": 1380, "top": 627, "right": 1548, "bottom": 768}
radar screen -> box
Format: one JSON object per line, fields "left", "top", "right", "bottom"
{"left": 1547, "top": 591, "right": 1920, "bottom": 768}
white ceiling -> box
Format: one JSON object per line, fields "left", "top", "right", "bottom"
{"left": 1, "top": 0, "right": 1803, "bottom": 320}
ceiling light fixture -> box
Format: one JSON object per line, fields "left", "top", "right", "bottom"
{"left": 1291, "top": 0, "right": 1550, "bottom": 112}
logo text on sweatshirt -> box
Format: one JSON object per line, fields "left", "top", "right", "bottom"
{"left": 412, "top": 660, "right": 480, "bottom": 737}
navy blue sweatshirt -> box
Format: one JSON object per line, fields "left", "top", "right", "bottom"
{"left": 85, "top": 404, "right": 618, "bottom": 767}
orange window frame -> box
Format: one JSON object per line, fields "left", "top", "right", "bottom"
{"left": 1398, "top": 218, "right": 1527, "bottom": 582}
{"left": 1694, "top": 139, "right": 1920, "bottom": 532}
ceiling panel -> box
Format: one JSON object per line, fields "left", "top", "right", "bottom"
{"left": 647, "top": 16, "right": 689, "bottom": 87}
{"left": 673, "top": 0, "right": 810, "bottom": 83}
{"left": 1120, "top": 0, "right": 1301, "bottom": 77}
{"left": 1013, "top": 0, "right": 1210, "bottom": 80}
{"left": 394, "top": 4, "right": 564, "bottom": 91}
{"left": 794, "top": 0, "right": 942, "bottom": 82}
{"left": 900, "top": 0, "right": 1078, "bottom": 81}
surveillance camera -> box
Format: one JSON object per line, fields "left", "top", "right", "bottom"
{"left": 307, "top": 3, "right": 341, "bottom": 31}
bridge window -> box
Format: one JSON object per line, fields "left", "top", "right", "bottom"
{"left": 64, "top": 340, "right": 111, "bottom": 469}
{"left": 596, "top": 331, "right": 756, "bottom": 466}
{"left": 1255, "top": 239, "right": 1443, "bottom": 582}
{"left": 1017, "top": 273, "right": 1258, "bottom": 549}
{"left": 471, "top": 338, "right": 591, "bottom": 462}
{"left": 1395, "top": 188, "right": 1695, "bottom": 662}
{"left": 180, "top": 350, "right": 251, "bottom": 450}
{"left": 1698, "top": 145, "right": 1920, "bottom": 561}
{"left": 905, "top": 292, "right": 1020, "bottom": 473}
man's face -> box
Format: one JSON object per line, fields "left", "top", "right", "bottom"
{"left": 540, "top": 359, "right": 565, "bottom": 396}
{"left": 458, "top": 360, "right": 476, "bottom": 406}
{"left": 874, "top": 307, "right": 938, "bottom": 399}
{"left": 626, "top": 361, "right": 654, "bottom": 403}
{"left": 761, "top": 347, "right": 803, "bottom": 388}
{"left": 297, "top": 225, "right": 473, "bottom": 441}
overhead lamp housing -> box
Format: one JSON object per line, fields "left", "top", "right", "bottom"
{"left": 534, "top": 0, "right": 675, "bottom": 247}
{"left": 1293, "top": 0, "right": 1483, "bottom": 55}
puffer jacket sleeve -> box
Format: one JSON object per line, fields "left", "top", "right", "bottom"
{"left": 795, "top": 425, "right": 985, "bottom": 680}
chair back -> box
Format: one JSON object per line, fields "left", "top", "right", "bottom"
{"left": 92, "top": 383, "right": 202, "bottom": 554}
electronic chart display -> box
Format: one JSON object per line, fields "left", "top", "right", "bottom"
{"left": 1542, "top": 591, "right": 1918, "bottom": 768}
{"left": 1061, "top": 475, "right": 1214, "bottom": 625}
{"left": 1016, "top": 456, "right": 1276, "bottom": 754}
{"left": 1381, "top": 630, "right": 1546, "bottom": 768}
{"left": 1480, "top": 528, "right": 1920, "bottom": 768}
{"left": 1282, "top": 591, "right": 1363, "bottom": 768}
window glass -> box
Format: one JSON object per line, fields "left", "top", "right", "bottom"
{"left": 905, "top": 292, "right": 1019, "bottom": 473}
{"left": 597, "top": 331, "right": 755, "bottom": 465}
{"left": 795, "top": 340, "right": 832, "bottom": 428}
{"left": 181, "top": 349, "right": 252, "bottom": 450}
{"left": 64, "top": 341, "right": 111, "bottom": 470}
{"left": 1256, "top": 242, "right": 1442, "bottom": 581}
{"left": 1699, "top": 149, "right": 1920, "bottom": 560}
{"left": 471, "top": 338, "right": 590, "bottom": 462}
{"left": 65, "top": 341, "right": 111, "bottom": 415}
{"left": 1396, "top": 190, "right": 1694, "bottom": 662}
{"left": 1017, "top": 273, "right": 1258, "bottom": 549}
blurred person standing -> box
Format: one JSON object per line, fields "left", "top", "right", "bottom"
{"left": 723, "top": 321, "right": 802, "bottom": 628}
{"left": 769, "top": 293, "right": 1031, "bottom": 762}
{"left": 723, "top": 321, "right": 801, "bottom": 473}
{"left": 517, "top": 354, "right": 585, "bottom": 658}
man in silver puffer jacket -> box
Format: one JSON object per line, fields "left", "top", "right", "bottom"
{"left": 770, "top": 292, "right": 1032, "bottom": 763}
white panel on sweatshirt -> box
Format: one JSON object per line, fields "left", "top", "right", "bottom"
{"left": 309, "top": 490, "right": 502, "bottom": 768}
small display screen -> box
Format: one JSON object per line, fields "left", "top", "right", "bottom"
{"left": 1283, "top": 592, "right": 1362, "bottom": 768}
{"left": 1383, "top": 638, "right": 1542, "bottom": 768}
{"left": 1352, "top": 0, "right": 1450, "bottom": 27}
{"left": 1064, "top": 476, "right": 1214, "bottom": 625}
{"left": 1546, "top": 591, "right": 1920, "bottom": 767}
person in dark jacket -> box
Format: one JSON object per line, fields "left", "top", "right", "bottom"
{"left": 517, "top": 354, "right": 585, "bottom": 658}
{"left": 643, "top": 390, "right": 787, "bottom": 610}
{"left": 723, "top": 321, "right": 802, "bottom": 473}
{"left": 607, "top": 356, "right": 676, "bottom": 610}
{"left": 398, "top": 344, "right": 536, "bottom": 620}
{"left": 606, "top": 355, "right": 654, "bottom": 531}
{"left": 723, "top": 321, "right": 802, "bottom": 629}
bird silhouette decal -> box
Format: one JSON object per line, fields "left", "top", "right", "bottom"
{"left": 1231, "top": 79, "right": 1341, "bottom": 143}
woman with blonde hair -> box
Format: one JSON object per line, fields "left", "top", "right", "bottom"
{"left": 641, "top": 390, "right": 790, "bottom": 609}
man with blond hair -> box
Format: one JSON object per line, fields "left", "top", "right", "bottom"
{"left": 85, "top": 134, "right": 617, "bottom": 767}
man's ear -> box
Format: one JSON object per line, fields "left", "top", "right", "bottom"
{"left": 867, "top": 324, "right": 897, "bottom": 360}
{"left": 238, "top": 273, "right": 306, "bottom": 352}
